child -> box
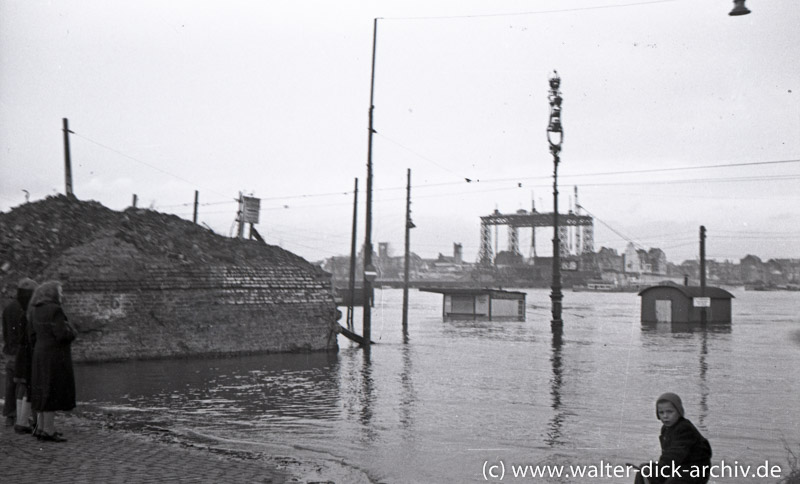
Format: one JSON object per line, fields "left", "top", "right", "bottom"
{"left": 635, "top": 392, "right": 712, "bottom": 484}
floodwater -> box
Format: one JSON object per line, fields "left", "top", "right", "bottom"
{"left": 75, "top": 288, "right": 800, "bottom": 483}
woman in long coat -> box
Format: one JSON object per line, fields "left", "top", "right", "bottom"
{"left": 28, "top": 280, "right": 76, "bottom": 442}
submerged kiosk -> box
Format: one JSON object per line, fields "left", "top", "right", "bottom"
{"left": 419, "top": 287, "right": 526, "bottom": 322}
{"left": 639, "top": 282, "right": 733, "bottom": 324}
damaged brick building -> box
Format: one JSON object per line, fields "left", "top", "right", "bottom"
{"left": 0, "top": 196, "right": 338, "bottom": 362}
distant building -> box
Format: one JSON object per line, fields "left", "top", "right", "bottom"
{"left": 647, "top": 248, "right": 668, "bottom": 275}
{"left": 624, "top": 243, "right": 651, "bottom": 273}
{"left": 740, "top": 255, "right": 765, "bottom": 284}
{"left": 596, "top": 247, "right": 624, "bottom": 272}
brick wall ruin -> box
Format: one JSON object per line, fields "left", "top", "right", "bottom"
{"left": 1, "top": 196, "right": 338, "bottom": 362}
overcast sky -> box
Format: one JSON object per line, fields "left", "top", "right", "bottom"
{"left": 1, "top": 0, "right": 798, "bottom": 264}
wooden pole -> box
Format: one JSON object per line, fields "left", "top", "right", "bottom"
{"left": 347, "top": 178, "right": 359, "bottom": 332}
{"left": 63, "top": 118, "right": 74, "bottom": 197}
{"left": 193, "top": 190, "right": 199, "bottom": 224}
{"left": 700, "top": 225, "right": 707, "bottom": 324}
{"left": 402, "top": 169, "right": 412, "bottom": 337}
{"left": 237, "top": 192, "right": 245, "bottom": 239}
{"left": 132, "top": 194, "right": 138, "bottom": 208}
{"left": 362, "top": 18, "right": 378, "bottom": 347}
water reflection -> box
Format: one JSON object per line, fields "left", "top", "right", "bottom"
{"left": 546, "top": 327, "right": 565, "bottom": 447}
{"left": 639, "top": 322, "right": 727, "bottom": 427}
{"left": 360, "top": 348, "right": 375, "bottom": 435}
{"left": 698, "top": 327, "right": 708, "bottom": 425}
{"left": 640, "top": 321, "right": 731, "bottom": 335}
{"left": 399, "top": 343, "right": 416, "bottom": 434}
{"left": 76, "top": 352, "right": 343, "bottom": 423}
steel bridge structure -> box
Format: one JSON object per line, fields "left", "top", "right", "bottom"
{"left": 478, "top": 209, "right": 594, "bottom": 266}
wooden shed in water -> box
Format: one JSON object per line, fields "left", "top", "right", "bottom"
{"left": 639, "top": 283, "right": 734, "bottom": 323}
{"left": 419, "top": 287, "right": 526, "bottom": 321}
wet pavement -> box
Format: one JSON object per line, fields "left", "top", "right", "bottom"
{"left": 0, "top": 413, "right": 293, "bottom": 483}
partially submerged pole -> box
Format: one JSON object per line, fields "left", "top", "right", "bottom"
{"left": 347, "top": 178, "right": 359, "bottom": 332}
{"left": 546, "top": 71, "right": 564, "bottom": 329}
{"left": 362, "top": 18, "right": 379, "bottom": 347}
{"left": 700, "top": 225, "right": 707, "bottom": 324}
{"left": 402, "top": 169, "right": 412, "bottom": 336}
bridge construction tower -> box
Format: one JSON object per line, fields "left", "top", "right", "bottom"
{"left": 508, "top": 225, "right": 520, "bottom": 256}
{"left": 477, "top": 208, "right": 594, "bottom": 266}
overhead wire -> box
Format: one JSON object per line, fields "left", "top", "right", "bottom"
{"left": 383, "top": 0, "right": 676, "bottom": 21}
{"left": 70, "top": 131, "right": 235, "bottom": 201}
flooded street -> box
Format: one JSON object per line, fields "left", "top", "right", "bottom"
{"left": 75, "top": 288, "right": 800, "bottom": 483}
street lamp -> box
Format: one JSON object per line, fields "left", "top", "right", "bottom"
{"left": 547, "top": 71, "right": 564, "bottom": 329}
{"left": 729, "top": 0, "right": 750, "bottom": 16}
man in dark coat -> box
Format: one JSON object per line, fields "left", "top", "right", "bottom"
{"left": 2, "top": 278, "right": 37, "bottom": 426}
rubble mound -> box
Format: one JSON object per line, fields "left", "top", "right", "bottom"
{"left": 0, "top": 195, "right": 323, "bottom": 296}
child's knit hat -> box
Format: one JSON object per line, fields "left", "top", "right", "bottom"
{"left": 656, "top": 392, "right": 685, "bottom": 419}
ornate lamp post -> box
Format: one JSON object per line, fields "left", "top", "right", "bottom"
{"left": 547, "top": 71, "right": 564, "bottom": 328}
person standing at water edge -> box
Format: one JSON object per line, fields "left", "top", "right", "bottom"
{"left": 635, "top": 392, "right": 712, "bottom": 484}
{"left": 7, "top": 278, "right": 38, "bottom": 432}
{"left": 29, "top": 281, "right": 76, "bottom": 442}
{"left": 2, "top": 278, "right": 37, "bottom": 427}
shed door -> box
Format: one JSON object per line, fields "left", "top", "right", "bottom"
{"left": 655, "top": 299, "right": 672, "bottom": 323}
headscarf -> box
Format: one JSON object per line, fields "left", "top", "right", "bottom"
{"left": 26, "top": 280, "right": 62, "bottom": 324}
{"left": 16, "top": 277, "right": 38, "bottom": 309}
{"left": 656, "top": 392, "right": 685, "bottom": 419}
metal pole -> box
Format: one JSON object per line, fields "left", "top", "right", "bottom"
{"left": 347, "top": 179, "right": 359, "bottom": 332}
{"left": 551, "top": 154, "right": 563, "bottom": 327}
{"left": 547, "top": 71, "right": 564, "bottom": 329}
{"left": 402, "top": 169, "right": 412, "bottom": 337}
{"left": 63, "top": 118, "right": 74, "bottom": 197}
{"left": 193, "top": 190, "right": 199, "bottom": 224}
{"left": 362, "top": 18, "right": 378, "bottom": 347}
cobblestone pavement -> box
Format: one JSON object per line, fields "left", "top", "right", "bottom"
{"left": 0, "top": 414, "right": 291, "bottom": 483}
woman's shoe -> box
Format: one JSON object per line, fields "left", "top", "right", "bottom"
{"left": 14, "top": 425, "right": 33, "bottom": 434}
{"left": 39, "top": 432, "right": 67, "bottom": 442}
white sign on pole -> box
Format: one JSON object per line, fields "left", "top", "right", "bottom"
{"left": 242, "top": 196, "right": 260, "bottom": 224}
{"left": 693, "top": 297, "right": 711, "bottom": 308}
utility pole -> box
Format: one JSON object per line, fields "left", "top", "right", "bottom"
{"left": 547, "top": 71, "right": 564, "bottom": 330}
{"left": 402, "top": 169, "right": 414, "bottom": 338}
{"left": 347, "top": 179, "right": 359, "bottom": 332}
{"left": 237, "top": 192, "right": 245, "bottom": 239}
{"left": 63, "top": 118, "right": 74, "bottom": 197}
{"left": 362, "top": 18, "right": 379, "bottom": 347}
{"left": 193, "top": 190, "right": 199, "bottom": 224}
{"left": 700, "top": 225, "right": 707, "bottom": 324}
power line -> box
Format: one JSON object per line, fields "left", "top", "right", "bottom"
{"left": 579, "top": 204, "right": 645, "bottom": 250}
{"left": 364, "top": 158, "right": 800, "bottom": 195}
{"left": 70, "top": 131, "right": 235, "bottom": 200}
{"left": 384, "top": 0, "right": 676, "bottom": 20}
{"left": 376, "top": 133, "right": 467, "bottom": 179}
{"left": 562, "top": 158, "right": 800, "bottom": 179}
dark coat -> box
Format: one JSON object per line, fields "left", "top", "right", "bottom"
{"left": 30, "top": 302, "right": 76, "bottom": 412}
{"left": 653, "top": 417, "right": 712, "bottom": 484}
{"left": 7, "top": 289, "right": 35, "bottom": 383}
{"left": 2, "top": 299, "right": 25, "bottom": 357}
